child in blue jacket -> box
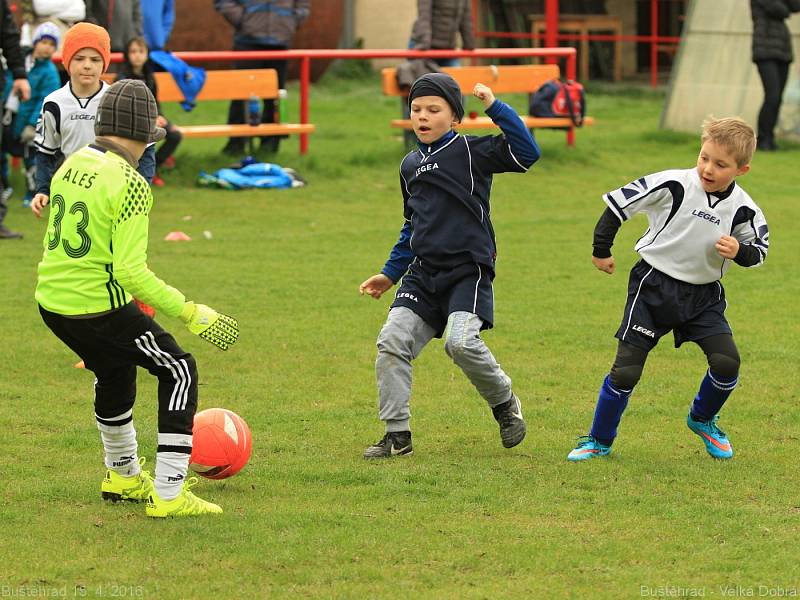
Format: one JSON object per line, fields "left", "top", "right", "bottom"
{"left": 1, "top": 22, "right": 60, "bottom": 206}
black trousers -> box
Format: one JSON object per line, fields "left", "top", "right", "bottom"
{"left": 226, "top": 40, "right": 288, "bottom": 149}
{"left": 755, "top": 60, "right": 790, "bottom": 148}
{"left": 155, "top": 120, "right": 182, "bottom": 167}
{"left": 39, "top": 302, "right": 198, "bottom": 449}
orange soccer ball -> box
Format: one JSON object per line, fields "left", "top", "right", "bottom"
{"left": 189, "top": 408, "right": 252, "bottom": 480}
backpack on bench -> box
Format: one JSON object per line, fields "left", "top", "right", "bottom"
{"left": 529, "top": 79, "right": 586, "bottom": 126}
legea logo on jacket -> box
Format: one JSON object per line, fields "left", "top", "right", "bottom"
{"left": 415, "top": 162, "right": 439, "bottom": 177}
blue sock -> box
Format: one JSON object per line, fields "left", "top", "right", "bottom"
{"left": 589, "top": 375, "right": 633, "bottom": 446}
{"left": 690, "top": 369, "right": 738, "bottom": 422}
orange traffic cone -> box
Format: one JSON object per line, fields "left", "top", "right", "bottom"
{"left": 164, "top": 231, "right": 191, "bottom": 241}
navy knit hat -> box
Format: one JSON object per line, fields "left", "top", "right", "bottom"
{"left": 408, "top": 73, "right": 464, "bottom": 121}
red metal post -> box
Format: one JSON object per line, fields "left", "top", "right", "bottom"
{"left": 545, "top": 0, "right": 559, "bottom": 64}
{"left": 566, "top": 51, "right": 576, "bottom": 147}
{"left": 650, "top": 0, "right": 659, "bottom": 88}
{"left": 300, "top": 56, "right": 310, "bottom": 155}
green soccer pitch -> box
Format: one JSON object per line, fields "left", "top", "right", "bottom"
{"left": 1, "top": 74, "right": 798, "bottom": 599}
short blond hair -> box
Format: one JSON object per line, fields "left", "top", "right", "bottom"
{"left": 701, "top": 117, "right": 756, "bottom": 167}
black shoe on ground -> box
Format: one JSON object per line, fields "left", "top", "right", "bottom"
{"left": 492, "top": 394, "right": 526, "bottom": 448}
{"left": 222, "top": 141, "right": 246, "bottom": 156}
{"left": 0, "top": 225, "right": 22, "bottom": 239}
{"left": 363, "top": 431, "right": 413, "bottom": 459}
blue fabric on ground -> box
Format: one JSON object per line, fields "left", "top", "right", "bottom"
{"left": 199, "top": 162, "right": 297, "bottom": 190}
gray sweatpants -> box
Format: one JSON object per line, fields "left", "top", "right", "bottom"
{"left": 375, "top": 307, "right": 513, "bottom": 432}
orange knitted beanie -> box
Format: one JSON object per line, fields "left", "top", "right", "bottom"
{"left": 62, "top": 23, "right": 111, "bottom": 73}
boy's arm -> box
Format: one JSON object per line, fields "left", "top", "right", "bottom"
{"left": 592, "top": 207, "right": 622, "bottom": 258}
{"left": 25, "top": 70, "right": 59, "bottom": 129}
{"left": 34, "top": 150, "right": 61, "bottom": 196}
{"left": 381, "top": 220, "right": 414, "bottom": 283}
{"left": 112, "top": 178, "right": 239, "bottom": 349}
{"left": 472, "top": 84, "right": 540, "bottom": 172}
{"left": 730, "top": 205, "right": 769, "bottom": 268}
{"left": 111, "top": 185, "right": 186, "bottom": 318}
{"left": 485, "top": 99, "right": 541, "bottom": 168}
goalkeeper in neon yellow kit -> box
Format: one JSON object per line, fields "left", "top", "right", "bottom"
{"left": 35, "top": 79, "right": 239, "bottom": 518}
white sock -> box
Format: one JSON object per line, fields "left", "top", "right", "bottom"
{"left": 96, "top": 413, "right": 139, "bottom": 477}
{"left": 155, "top": 452, "right": 190, "bottom": 501}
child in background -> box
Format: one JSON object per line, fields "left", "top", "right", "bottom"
{"left": 31, "top": 22, "right": 156, "bottom": 216}
{"left": 118, "top": 36, "right": 182, "bottom": 186}
{"left": 567, "top": 117, "right": 768, "bottom": 462}
{"left": 359, "top": 73, "right": 540, "bottom": 458}
{"left": 1, "top": 22, "right": 60, "bottom": 207}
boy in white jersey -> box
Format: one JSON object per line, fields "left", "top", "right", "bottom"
{"left": 30, "top": 23, "right": 155, "bottom": 218}
{"left": 568, "top": 117, "right": 768, "bottom": 462}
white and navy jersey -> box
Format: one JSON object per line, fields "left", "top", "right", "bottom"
{"left": 603, "top": 168, "right": 769, "bottom": 284}
{"left": 34, "top": 81, "right": 109, "bottom": 157}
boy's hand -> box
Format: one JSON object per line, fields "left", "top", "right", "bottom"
{"left": 359, "top": 274, "right": 393, "bottom": 299}
{"left": 31, "top": 193, "right": 49, "bottom": 218}
{"left": 473, "top": 83, "right": 496, "bottom": 109}
{"left": 20, "top": 125, "right": 36, "bottom": 144}
{"left": 716, "top": 235, "right": 740, "bottom": 259}
{"left": 592, "top": 255, "right": 615, "bottom": 274}
{"left": 179, "top": 301, "right": 239, "bottom": 351}
{"left": 156, "top": 115, "right": 167, "bottom": 127}
{"left": 11, "top": 78, "right": 30, "bottom": 102}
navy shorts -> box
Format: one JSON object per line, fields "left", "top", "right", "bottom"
{"left": 391, "top": 260, "right": 494, "bottom": 337}
{"left": 615, "top": 260, "right": 732, "bottom": 351}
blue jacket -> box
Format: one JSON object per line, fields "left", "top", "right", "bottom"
{"left": 142, "top": 0, "right": 175, "bottom": 50}
{"left": 3, "top": 52, "right": 60, "bottom": 138}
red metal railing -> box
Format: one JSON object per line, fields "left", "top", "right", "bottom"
{"left": 78, "top": 47, "right": 576, "bottom": 154}
{"left": 473, "top": 0, "right": 681, "bottom": 88}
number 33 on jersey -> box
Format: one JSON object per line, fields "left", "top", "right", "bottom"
{"left": 35, "top": 143, "right": 170, "bottom": 317}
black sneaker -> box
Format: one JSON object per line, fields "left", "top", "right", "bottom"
{"left": 363, "top": 431, "right": 413, "bottom": 459}
{"left": 221, "top": 141, "right": 246, "bottom": 156}
{"left": 492, "top": 395, "right": 526, "bottom": 448}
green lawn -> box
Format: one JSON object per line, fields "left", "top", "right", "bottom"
{"left": 1, "top": 72, "right": 798, "bottom": 599}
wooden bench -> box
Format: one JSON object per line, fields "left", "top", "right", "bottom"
{"left": 381, "top": 64, "right": 594, "bottom": 146}
{"left": 106, "top": 69, "right": 315, "bottom": 146}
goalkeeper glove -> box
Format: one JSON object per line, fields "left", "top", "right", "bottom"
{"left": 179, "top": 302, "right": 239, "bottom": 351}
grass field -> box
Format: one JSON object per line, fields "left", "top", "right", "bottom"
{"left": 1, "top": 71, "right": 798, "bottom": 599}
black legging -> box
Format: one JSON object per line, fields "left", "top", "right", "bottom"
{"left": 609, "top": 335, "right": 741, "bottom": 391}
{"left": 755, "top": 60, "right": 790, "bottom": 149}
{"left": 155, "top": 121, "right": 182, "bottom": 167}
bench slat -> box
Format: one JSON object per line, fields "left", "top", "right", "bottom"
{"left": 390, "top": 116, "right": 595, "bottom": 130}
{"left": 176, "top": 123, "right": 316, "bottom": 138}
{"left": 382, "top": 64, "right": 561, "bottom": 96}
{"left": 153, "top": 69, "right": 278, "bottom": 103}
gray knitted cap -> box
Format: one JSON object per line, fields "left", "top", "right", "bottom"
{"left": 95, "top": 79, "right": 167, "bottom": 143}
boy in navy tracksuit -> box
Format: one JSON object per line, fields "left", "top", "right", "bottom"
{"left": 359, "top": 73, "right": 541, "bottom": 458}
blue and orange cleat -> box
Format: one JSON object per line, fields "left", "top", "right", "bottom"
{"left": 687, "top": 413, "right": 733, "bottom": 459}
{"left": 567, "top": 436, "right": 611, "bottom": 461}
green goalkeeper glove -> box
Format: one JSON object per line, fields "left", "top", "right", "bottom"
{"left": 179, "top": 302, "right": 239, "bottom": 351}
